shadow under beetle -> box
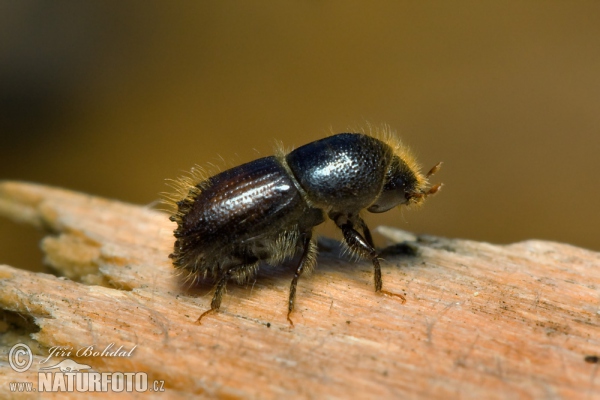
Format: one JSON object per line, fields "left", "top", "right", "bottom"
{"left": 168, "top": 131, "right": 441, "bottom": 326}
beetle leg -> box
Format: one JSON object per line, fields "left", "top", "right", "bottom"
{"left": 339, "top": 222, "right": 382, "bottom": 290}
{"left": 196, "top": 262, "right": 254, "bottom": 324}
{"left": 338, "top": 220, "right": 406, "bottom": 303}
{"left": 287, "top": 232, "right": 317, "bottom": 327}
{"left": 356, "top": 216, "right": 375, "bottom": 248}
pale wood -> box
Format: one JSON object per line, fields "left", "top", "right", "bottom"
{"left": 0, "top": 181, "right": 599, "bottom": 399}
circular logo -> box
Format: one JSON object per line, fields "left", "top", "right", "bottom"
{"left": 9, "top": 343, "right": 33, "bottom": 373}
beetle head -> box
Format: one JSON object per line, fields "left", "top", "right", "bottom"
{"left": 367, "top": 159, "right": 442, "bottom": 213}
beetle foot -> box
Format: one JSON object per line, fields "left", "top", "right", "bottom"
{"left": 286, "top": 312, "right": 295, "bottom": 328}
{"left": 380, "top": 290, "right": 406, "bottom": 304}
{"left": 195, "top": 308, "right": 216, "bottom": 325}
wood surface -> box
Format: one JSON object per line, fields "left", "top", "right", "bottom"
{"left": 0, "top": 181, "right": 599, "bottom": 399}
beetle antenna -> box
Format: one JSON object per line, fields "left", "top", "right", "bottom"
{"left": 426, "top": 162, "right": 442, "bottom": 178}
{"left": 424, "top": 183, "right": 442, "bottom": 197}
{"left": 408, "top": 183, "right": 442, "bottom": 203}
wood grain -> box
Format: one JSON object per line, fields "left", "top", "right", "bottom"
{"left": 0, "top": 181, "right": 599, "bottom": 399}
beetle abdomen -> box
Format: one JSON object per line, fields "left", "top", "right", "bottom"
{"left": 286, "top": 133, "right": 391, "bottom": 213}
{"left": 179, "top": 156, "right": 300, "bottom": 238}
{"left": 170, "top": 156, "right": 320, "bottom": 276}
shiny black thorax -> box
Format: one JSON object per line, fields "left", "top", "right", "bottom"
{"left": 286, "top": 133, "right": 390, "bottom": 215}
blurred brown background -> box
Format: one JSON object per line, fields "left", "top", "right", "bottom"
{"left": 1, "top": 1, "right": 599, "bottom": 272}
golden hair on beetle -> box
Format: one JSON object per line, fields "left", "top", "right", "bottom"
{"left": 342, "top": 123, "right": 439, "bottom": 207}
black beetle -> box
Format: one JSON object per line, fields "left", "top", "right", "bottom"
{"left": 167, "top": 131, "right": 441, "bottom": 325}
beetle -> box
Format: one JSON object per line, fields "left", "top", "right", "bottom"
{"left": 167, "top": 131, "right": 441, "bottom": 326}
